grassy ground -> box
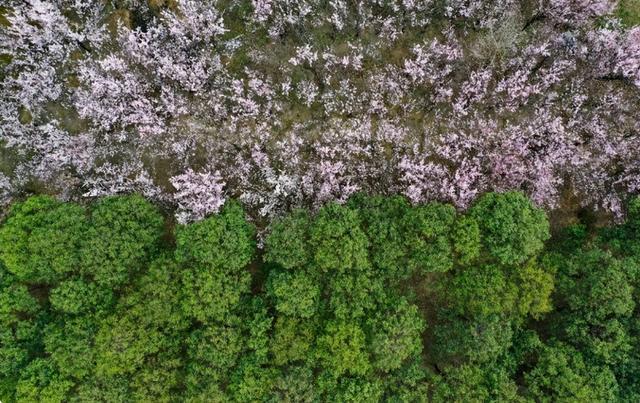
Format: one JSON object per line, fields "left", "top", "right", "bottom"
{"left": 618, "top": 0, "right": 640, "bottom": 26}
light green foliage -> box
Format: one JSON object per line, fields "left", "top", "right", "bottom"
{"left": 348, "top": 195, "right": 413, "bottom": 278}
{"left": 267, "top": 270, "right": 320, "bottom": 318}
{"left": 177, "top": 201, "right": 255, "bottom": 323}
{"left": 330, "top": 377, "right": 384, "bottom": 402}
{"left": 328, "top": 270, "right": 385, "bottom": 320}
{"left": 15, "top": 358, "right": 73, "bottom": 403}
{"left": 444, "top": 262, "right": 553, "bottom": 319}
{"left": 469, "top": 191, "right": 550, "bottom": 265}
{"left": 264, "top": 209, "right": 311, "bottom": 269}
{"left": 228, "top": 357, "right": 279, "bottom": 402}
{"left": 181, "top": 264, "right": 251, "bottom": 323}
{"left": 404, "top": 202, "right": 456, "bottom": 273}
{"left": 452, "top": 216, "right": 481, "bottom": 265}
{"left": 81, "top": 195, "right": 163, "bottom": 287}
{"left": 369, "top": 298, "right": 425, "bottom": 372}
{"left": 310, "top": 202, "right": 370, "bottom": 271}
{"left": 316, "top": 321, "right": 371, "bottom": 377}
{"left": 447, "top": 264, "right": 518, "bottom": 317}
{"left": 0, "top": 195, "right": 87, "bottom": 283}
{"left": 270, "top": 317, "right": 316, "bottom": 366}
{"left": 49, "top": 279, "right": 113, "bottom": 314}
{"left": 524, "top": 343, "right": 619, "bottom": 402}
{"left": 93, "top": 257, "right": 186, "bottom": 393}
{"left": 176, "top": 200, "right": 255, "bottom": 268}
{"left": 514, "top": 262, "right": 554, "bottom": 318}
{"left": 0, "top": 192, "right": 638, "bottom": 400}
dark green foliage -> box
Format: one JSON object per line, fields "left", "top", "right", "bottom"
{"left": 264, "top": 209, "right": 311, "bottom": 269}
{"left": 552, "top": 248, "right": 636, "bottom": 366}
{"left": 176, "top": 200, "right": 255, "bottom": 268}
{"left": 433, "top": 312, "right": 514, "bottom": 364}
{"left": 524, "top": 342, "right": 619, "bottom": 402}
{"left": 369, "top": 298, "right": 424, "bottom": 372}
{"left": 267, "top": 269, "right": 320, "bottom": 318}
{"left": 469, "top": 191, "right": 550, "bottom": 265}
{"left": 348, "top": 195, "right": 413, "bottom": 278}
{"left": 310, "top": 202, "right": 369, "bottom": 271}
{"left": 44, "top": 317, "right": 97, "bottom": 380}
{"left": 81, "top": 195, "right": 163, "bottom": 287}
{"left": 177, "top": 201, "right": 255, "bottom": 324}
{"left": 0, "top": 196, "right": 87, "bottom": 283}
{"left": 0, "top": 192, "right": 639, "bottom": 401}
{"left": 404, "top": 202, "right": 456, "bottom": 273}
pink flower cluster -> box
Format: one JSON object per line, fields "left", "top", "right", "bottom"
{"left": 1, "top": 0, "right": 639, "bottom": 221}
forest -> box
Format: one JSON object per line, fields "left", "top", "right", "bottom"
{"left": 0, "top": 0, "right": 639, "bottom": 221}
{"left": 1, "top": 0, "right": 640, "bottom": 401}
{"left": 1, "top": 191, "right": 640, "bottom": 401}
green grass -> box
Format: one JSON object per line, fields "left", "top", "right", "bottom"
{"left": 618, "top": 0, "right": 640, "bottom": 27}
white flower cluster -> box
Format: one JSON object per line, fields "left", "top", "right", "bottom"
{"left": 1, "top": 0, "right": 639, "bottom": 221}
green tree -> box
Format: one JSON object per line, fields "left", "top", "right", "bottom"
{"left": 15, "top": 358, "right": 73, "bottom": 403}
{"left": 80, "top": 195, "right": 164, "bottom": 288}
{"left": 175, "top": 200, "right": 255, "bottom": 268}
{"left": 369, "top": 298, "right": 424, "bottom": 372}
{"left": 328, "top": 270, "right": 385, "bottom": 320}
{"left": 270, "top": 316, "right": 316, "bottom": 366}
{"left": 329, "top": 376, "right": 384, "bottom": 402}
{"left": 228, "top": 356, "right": 279, "bottom": 402}
{"left": 176, "top": 201, "right": 255, "bottom": 323}
{"left": 452, "top": 216, "right": 481, "bottom": 265}
{"left": 430, "top": 364, "right": 490, "bottom": 403}
{"left": 49, "top": 278, "right": 113, "bottom": 315}
{"left": 264, "top": 209, "right": 311, "bottom": 270}
{"left": 404, "top": 202, "right": 456, "bottom": 274}
{"left": 469, "top": 192, "right": 549, "bottom": 265}
{"left": 0, "top": 195, "right": 87, "bottom": 283}
{"left": 316, "top": 320, "right": 371, "bottom": 377}
{"left": 267, "top": 269, "right": 320, "bottom": 318}
{"left": 310, "top": 202, "right": 369, "bottom": 271}
{"left": 92, "top": 256, "right": 186, "bottom": 400}
{"left": 553, "top": 248, "right": 635, "bottom": 365}
{"left": 433, "top": 312, "right": 514, "bottom": 364}
{"left": 347, "top": 195, "right": 413, "bottom": 278}
{"left": 44, "top": 317, "right": 97, "bottom": 380}
{"left": 0, "top": 272, "right": 46, "bottom": 401}
{"left": 185, "top": 321, "right": 244, "bottom": 397}
{"left": 524, "top": 342, "right": 619, "bottom": 402}
{"left": 270, "top": 365, "right": 318, "bottom": 402}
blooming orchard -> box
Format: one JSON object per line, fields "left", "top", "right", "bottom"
{"left": 1, "top": 0, "right": 639, "bottom": 222}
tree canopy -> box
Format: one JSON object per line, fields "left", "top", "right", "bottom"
{"left": 1, "top": 191, "right": 640, "bottom": 401}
